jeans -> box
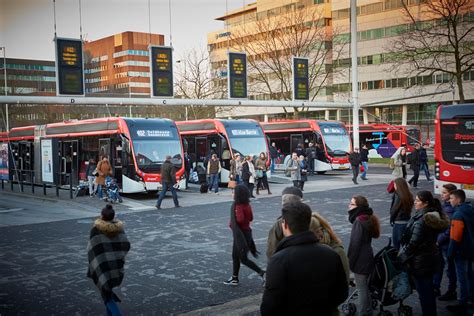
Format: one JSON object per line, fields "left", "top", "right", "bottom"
{"left": 409, "top": 166, "right": 420, "bottom": 187}
{"left": 270, "top": 158, "right": 275, "bottom": 173}
{"left": 361, "top": 161, "right": 368, "bottom": 179}
{"left": 354, "top": 273, "right": 372, "bottom": 316}
{"left": 105, "top": 299, "right": 122, "bottom": 316}
{"left": 420, "top": 162, "right": 431, "bottom": 180}
{"left": 156, "top": 182, "right": 179, "bottom": 207}
{"left": 392, "top": 223, "right": 407, "bottom": 251}
{"left": 413, "top": 274, "right": 437, "bottom": 315}
{"left": 352, "top": 165, "right": 359, "bottom": 183}
{"left": 88, "top": 176, "right": 96, "bottom": 196}
{"left": 97, "top": 184, "right": 104, "bottom": 199}
{"left": 209, "top": 173, "right": 219, "bottom": 193}
{"left": 308, "top": 158, "right": 315, "bottom": 174}
{"left": 455, "top": 257, "right": 474, "bottom": 305}
{"left": 433, "top": 247, "right": 457, "bottom": 292}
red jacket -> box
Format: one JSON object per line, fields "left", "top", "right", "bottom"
{"left": 235, "top": 203, "right": 253, "bottom": 231}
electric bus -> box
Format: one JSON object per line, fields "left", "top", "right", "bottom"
{"left": 176, "top": 119, "right": 269, "bottom": 183}
{"left": 434, "top": 103, "right": 474, "bottom": 198}
{"left": 0, "top": 117, "right": 184, "bottom": 193}
{"left": 261, "top": 120, "right": 352, "bottom": 173}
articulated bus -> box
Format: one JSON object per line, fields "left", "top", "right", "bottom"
{"left": 434, "top": 103, "right": 474, "bottom": 198}
{"left": 176, "top": 119, "right": 269, "bottom": 182}
{"left": 348, "top": 124, "right": 422, "bottom": 158}
{"left": 0, "top": 117, "right": 184, "bottom": 193}
{"left": 261, "top": 120, "right": 351, "bottom": 173}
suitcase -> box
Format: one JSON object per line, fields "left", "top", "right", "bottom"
{"left": 200, "top": 183, "right": 209, "bottom": 193}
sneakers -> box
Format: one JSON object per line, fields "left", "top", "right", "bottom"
{"left": 223, "top": 276, "right": 239, "bottom": 286}
{"left": 438, "top": 290, "right": 457, "bottom": 301}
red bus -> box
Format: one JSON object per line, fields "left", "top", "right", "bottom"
{"left": 261, "top": 120, "right": 351, "bottom": 173}
{"left": 176, "top": 119, "right": 269, "bottom": 182}
{"left": 0, "top": 117, "right": 184, "bottom": 193}
{"left": 434, "top": 103, "right": 474, "bottom": 198}
{"left": 347, "top": 124, "right": 422, "bottom": 158}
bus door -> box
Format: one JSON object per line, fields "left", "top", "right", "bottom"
{"left": 195, "top": 137, "right": 207, "bottom": 163}
{"left": 11, "top": 141, "right": 34, "bottom": 183}
{"left": 59, "top": 140, "right": 79, "bottom": 186}
{"left": 290, "top": 134, "right": 304, "bottom": 153}
{"left": 208, "top": 135, "right": 221, "bottom": 158}
{"left": 112, "top": 138, "right": 123, "bottom": 186}
{"left": 98, "top": 139, "right": 111, "bottom": 160}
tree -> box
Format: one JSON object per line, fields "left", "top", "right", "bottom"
{"left": 174, "top": 47, "right": 228, "bottom": 120}
{"left": 388, "top": 0, "right": 473, "bottom": 102}
{"left": 228, "top": 6, "right": 346, "bottom": 116}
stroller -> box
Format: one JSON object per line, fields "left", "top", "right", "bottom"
{"left": 342, "top": 240, "right": 413, "bottom": 316}
{"left": 104, "top": 176, "right": 123, "bottom": 203}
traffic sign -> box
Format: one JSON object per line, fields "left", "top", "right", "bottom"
{"left": 293, "top": 57, "right": 309, "bottom": 101}
{"left": 55, "top": 38, "right": 84, "bottom": 95}
{"left": 150, "top": 46, "right": 173, "bottom": 97}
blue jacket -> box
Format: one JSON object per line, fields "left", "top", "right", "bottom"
{"left": 437, "top": 201, "right": 456, "bottom": 249}
{"left": 448, "top": 202, "right": 474, "bottom": 260}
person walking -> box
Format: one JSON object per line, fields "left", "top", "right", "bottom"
{"left": 349, "top": 148, "right": 362, "bottom": 185}
{"left": 298, "top": 155, "right": 308, "bottom": 191}
{"left": 261, "top": 201, "right": 348, "bottom": 315}
{"left": 286, "top": 152, "right": 301, "bottom": 188}
{"left": 207, "top": 153, "right": 222, "bottom": 194}
{"left": 87, "top": 204, "right": 130, "bottom": 316}
{"left": 255, "top": 152, "right": 271, "bottom": 195}
{"left": 433, "top": 183, "right": 458, "bottom": 300}
{"left": 360, "top": 144, "right": 369, "bottom": 180}
{"left": 400, "top": 147, "right": 408, "bottom": 179}
{"left": 86, "top": 158, "right": 97, "bottom": 197}
{"left": 391, "top": 147, "right": 404, "bottom": 178}
{"left": 269, "top": 142, "right": 278, "bottom": 174}
{"left": 184, "top": 152, "right": 191, "bottom": 190}
{"left": 389, "top": 177, "right": 413, "bottom": 250}
{"left": 224, "top": 185, "right": 265, "bottom": 286}
{"left": 305, "top": 142, "right": 317, "bottom": 175}
{"left": 446, "top": 189, "right": 474, "bottom": 314}
{"left": 229, "top": 153, "right": 242, "bottom": 184}
{"left": 155, "top": 155, "right": 180, "bottom": 209}
{"left": 295, "top": 143, "right": 306, "bottom": 158}
{"left": 408, "top": 143, "right": 421, "bottom": 188}
{"left": 347, "top": 195, "right": 381, "bottom": 316}
{"left": 419, "top": 144, "right": 432, "bottom": 181}
{"left": 96, "top": 156, "right": 112, "bottom": 200}
{"left": 242, "top": 155, "right": 256, "bottom": 198}
{"left": 398, "top": 191, "right": 449, "bottom": 316}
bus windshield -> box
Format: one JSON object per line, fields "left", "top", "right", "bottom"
{"left": 224, "top": 122, "right": 267, "bottom": 158}
{"left": 440, "top": 118, "right": 474, "bottom": 165}
{"left": 319, "top": 122, "right": 351, "bottom": 156}
{"left": 126, "top": 119, "right": 183, "bottom": 172}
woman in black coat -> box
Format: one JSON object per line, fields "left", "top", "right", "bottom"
{"left": 398, "top": 191, "right": 449, "bottom": 316}
{"left": 347, "top": 195, "right": 380, "bottom": 316}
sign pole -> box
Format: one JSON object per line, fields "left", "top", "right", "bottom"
{"left": 351, "top": 0, "right": 360, "bottom": 150}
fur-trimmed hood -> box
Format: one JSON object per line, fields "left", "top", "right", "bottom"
{"left": 423, "top": 210, "right": 449, "bottom": 231}
{"left": 93, "top": 218, "right": 124, "bottom": 237}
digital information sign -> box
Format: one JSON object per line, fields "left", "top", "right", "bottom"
{"left": 228, "top": 52, "right": 247, "bottom": 99}
{"left": 150, "top": 46, "right": 173, "bottom": 97}
{"left": 293, "top": 57, "right": 309, "bottom": 101}
{"left": 55, "top": 38, "right": 84, "bottom": 95}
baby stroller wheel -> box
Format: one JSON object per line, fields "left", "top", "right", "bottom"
{"left": 341, "top": 302, "right": 356, "bottom": 315}
{"left": 397, "top": 305, "right": 412, "bottom": 316}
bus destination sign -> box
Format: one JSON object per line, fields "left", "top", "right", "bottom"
{"left": 293, "top": 57, "right": 309, "bottom": 101}
{"left": 56, "top": 38, "right": 84, "bottom": 95}
{"left": 150, "top": 46, "right": 173, "bottom": 97}
{"left": 228, "top": 52, "right": 247, "bottom": 99}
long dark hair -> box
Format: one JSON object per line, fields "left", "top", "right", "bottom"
{"left": 234, "top": 184, "right": 250, "bottom": 205}
{"left": 416, "top": 190, "right": 442, "bottom": 213}
{"left": 394, "top": 177, "right": 414, "bottom": 216}
{"left": 352, "top": 195, "right": 380, "bottom": 238}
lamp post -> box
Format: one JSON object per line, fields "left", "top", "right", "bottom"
{"left": 0, "top": 47, "right": 8, "bottom": 131}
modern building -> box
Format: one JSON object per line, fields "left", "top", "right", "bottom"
{"left": 207, "top": 0, "right": 474, "bottom": 137}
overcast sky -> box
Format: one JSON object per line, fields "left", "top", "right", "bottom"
{"left": 0, "top": 0, "right": 244, "bottom": 61}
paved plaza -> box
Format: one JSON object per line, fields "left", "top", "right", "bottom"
{"left": 0, "top": 167, "right": 469, "bottom": 315}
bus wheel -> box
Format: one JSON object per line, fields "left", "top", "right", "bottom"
{"left": 316, "top": 171, "right": 326, "bottom": 175}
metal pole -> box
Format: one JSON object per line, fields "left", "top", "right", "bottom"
{"left": 1, "top": 47, "right": 8, "bottom": 131}
{"left": 350, "top": 0, "right": 360, "bottom": 150}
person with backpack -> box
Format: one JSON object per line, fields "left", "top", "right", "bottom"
{"left": 155, "top": 155, "right": 180, "bottom": 209}
{"left": 347, "top": 195, "right": 381, "bottom": 316}
{"left": 224, "top": 185, "right": 265, "bottom": 286}
{"left": 398, "top": 191, "right": 449, "bottom": 315}
{"left": 408, "top": 143, "right": 421, "bottom": 188}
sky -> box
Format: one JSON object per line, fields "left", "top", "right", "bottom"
{"left": 0, "top": 0, "right": 245, "bottom": 61}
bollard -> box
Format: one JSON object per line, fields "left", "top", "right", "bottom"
{"left": 56, "top": 184, "right": 59, "bottom": 197}
{"left": 69, "top": 175, "right": 73, "bottom": 199}
{"left": 10, "top": 179, "right": 13, "bottom": 191}
{"left": 20, "top": 178, "right": 24, "bottom": 193}
{"left": 43, "top": 183, "right": 47, "bottom": 196}
{"left": 31, "top": 174, "right": 35, "bottom": 194}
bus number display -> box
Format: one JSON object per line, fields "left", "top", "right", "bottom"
{"left": 56, "top": 38, "right": 84, "bottom": 95}
{"left": 228, "top": 52, "right": 247, "bottom": 99}
{"left": 150, "top": 46, "right": 173, "bottom": 97}
{"left": 293, "top": 57, "right": 309, "bottom": 101}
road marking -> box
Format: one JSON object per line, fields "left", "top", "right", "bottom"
{"left": 0, "top": 208, "right": 24, "bottom": 213}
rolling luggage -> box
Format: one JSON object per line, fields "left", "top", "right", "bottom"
{"left": 200, "top": 183, "right": 209, "bottom": 193}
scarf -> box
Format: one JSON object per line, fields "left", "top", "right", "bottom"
{"left": 348, "top": 206, "right": 374, "bottom": 224}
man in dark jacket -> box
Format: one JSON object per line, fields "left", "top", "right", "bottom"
{"left": 269, "top": 142, "right": 278, "bottom": 173}
{"left": 419, "top": 144, "right": 432, "bottom": 181}
{"left": 408, "top": 143, "right": 421, "bottom": 188}
{"left": 261, "top": 201, "right": 348, "bottom": 315}
{"left": 360, "top": 144, "right": 369, "bottom": 180}
{"left": 349, "top": 148, "right": 362, "bottom": 185}
{"left": 305, "top": 142, "right": 317, "bottom": 175}
{"left": 447, "top": 190, "right": 474, "bottom": 314}
{"left": 156, "top": 155, "right": 180, "bottom": 209}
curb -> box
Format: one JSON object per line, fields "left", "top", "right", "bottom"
{"left": 179, "top": 294, "right": 262, "bottom": 316}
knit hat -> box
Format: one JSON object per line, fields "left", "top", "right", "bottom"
{"left": 101, "top": 204, "right": 115, "bottom": 221}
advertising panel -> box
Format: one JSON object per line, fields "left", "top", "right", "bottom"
{"left": 228, "top": 52, "right": 247, "bottom": 99}
{"left": 41, "top": 139, "right": 54, "bottom": 183}
{"left": 0, "top": 143, "right": 8, "bottom": 180}
{"left": 55, "top": 38, "right": 84, "bottom": 95}
{"left": 150, "top": 46, "right": 173, "bottom": 97}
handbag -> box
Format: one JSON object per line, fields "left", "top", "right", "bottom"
{"left": 92, "top": 168, "right": 99, "bottom": 176}
{"left": 360, "top": 165, "right": 365, "bottom": 172}
{"left": 228, "top": 180, "right": 237, "bottom": 189}
{"left": 386, "top": 180, "right": 395, "bottom": 193}
{"left": 255, "top": 169, "right": 264, "bottom": 179}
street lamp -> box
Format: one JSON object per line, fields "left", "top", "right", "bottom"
{"left": 0, "top": 47, "right": 8, "bottom": 131}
